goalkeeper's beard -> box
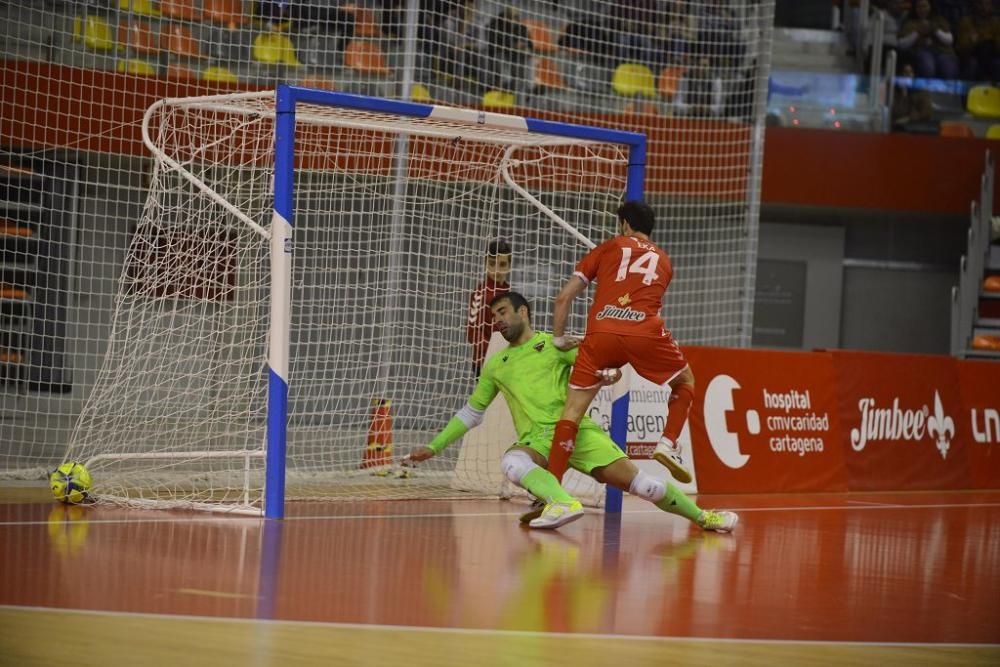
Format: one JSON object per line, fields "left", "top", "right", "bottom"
{"left": 499, "top": 320, "right": 525, "bottom": 343}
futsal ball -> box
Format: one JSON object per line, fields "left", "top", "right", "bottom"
{"left": 49, "top": 461, "right": 92, "bottom": 504}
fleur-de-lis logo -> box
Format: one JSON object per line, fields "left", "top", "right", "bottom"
{"left": 927, "top": 391, "right": 954, "bottom": 459}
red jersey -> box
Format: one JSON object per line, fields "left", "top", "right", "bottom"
{"left": 467, "top": 277, "right": 510, "bottom": 370}
{"left": 574, "top": 235, "right": 672, "bottom": 338}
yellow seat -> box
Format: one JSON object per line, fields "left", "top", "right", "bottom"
{"left": 612, "top": 63, "right": 656, "bottom": 98}
{"left": 482, "top": 90, "right": 515, "bottom": 108}
{"left": 118, "top": 0, "right": 159, "bottom": 16}
{"left": 410, "top": 83, "right": 432, "bottom": 103}
{"left": 967, "top": 85, "right": 1000, "bottom": 118}
{"left": 74, "top": 16, "right": 114, "bottom": 51}
{"left": 252, "top": 32, "right": 302, "bottom": 67}
{"left": 116, "top": 58, "right": 157, "bottom": 76}
{"left": 202, "top": 65, "right": 239, "bottom": 83}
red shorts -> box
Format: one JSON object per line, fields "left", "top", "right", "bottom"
{"left": 569, "top": 331, "right": 688, "bottom": 389}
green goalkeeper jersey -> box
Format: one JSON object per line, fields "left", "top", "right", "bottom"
{"left": 471, "top": 332, "right": 596, "bottom": 439}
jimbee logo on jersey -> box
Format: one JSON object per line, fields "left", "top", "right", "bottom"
{"left": 595, "top": 304, "right": 646, "bottom": 322}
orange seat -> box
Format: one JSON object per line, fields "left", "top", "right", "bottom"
{"left": 161, "top": 23, "right": 203, "bottom": 58}
{"left": 345, "top": 39, "right": 389, "bottom": 75}
{"left": 299, "top": 75, "right": 337, "bottom": 91}
{"left": 658, "top": 66, "right": 686, "bottom": 99}
{"left": 202, "top": 0, "right": 246, "bottom": 27}
{"left": 940, "top": 121, "right": 975, "bottom": 138}
{"left": 984, "top": 275, "right": 1000, "bottom": 292}
{"left": 343, "top": 4, "right": 382, "bottom": 38}
{"left": 160, "top": 0, "right": 200, "bottom": 21}
{"left": 119, "top": 20, "right": 158, "bottom": 55}
{"left": 533, "top": 57, "right": 566, "bottom": 90}
{"left": 523, "top": 19, "right": 557, "bottom": 53}
{"left": 972, "top": 334, "right": 1000, "bottom": 350}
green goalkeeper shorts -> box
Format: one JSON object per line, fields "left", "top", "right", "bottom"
{"left": 513, "top": 419, "right": 626, "bottom": 475}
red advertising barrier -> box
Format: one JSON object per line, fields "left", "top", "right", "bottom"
{"left": 832, "top": 351, "right": 970, "bottom": 491}
{"left": 684, "top": 347, "right": 1000, "bottom": 493}
{"left": 957, "top": 360, "right": 1000, "bottom": 489}
{"left": 685, "top": 347, "right": 848, "bottom": 493}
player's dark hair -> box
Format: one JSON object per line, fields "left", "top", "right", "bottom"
{"left": 489, "top": 291, "right": 530, "bottom": 320}
{"left": 617, "top": 201, "right": 655, "bottom": 235}
{"left": 486, "top": 239, "right": 512, "bottom": 256}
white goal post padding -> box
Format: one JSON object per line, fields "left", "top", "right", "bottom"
{"left": 63, "top": 90, "right": 639, "bottom": 513}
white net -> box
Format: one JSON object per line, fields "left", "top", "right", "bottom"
{"left": 63, "top": 91, "right": 630, "bottom": 511}
{"left": 1, "top": 1, "right": 773, "bottom": 491}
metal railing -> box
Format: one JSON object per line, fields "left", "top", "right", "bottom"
{"left": 951, "top": 151, "right": 995, "bottom": 357}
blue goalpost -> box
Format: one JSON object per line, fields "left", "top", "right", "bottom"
{"left": 265, "top": 84, "right": 647, "bottom": 518}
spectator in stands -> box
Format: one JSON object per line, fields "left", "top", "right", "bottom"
{"left": 482, "top": 8, "right": 531, "bottom": 94}
{"left": 610, "top": 0, "right": 661, "bottom": 67}
{"left": 898, "top": 0, "right": 959, "bottom": 80}
{"left": 256, "top": 1, "right": 355, "bottom": 66}
{"left": 693, "top": 0, "right": 742, "bottom": 70}
{"left": 412, "top": 1, "right": 475, "bottom": 78}
{"left": 957, "top": 0, "right": 1000, "bottom": 82}
{"left": 432, "top": 0, "right": 482, "bottom": 90}
{"left": 674, "top": 48, "right": 725, "bottom": 118}
{"left": 559, "top": 15, "right": 619, "bottom": 70}
{"left": 879, "top": 0, "right": 907, "bottom": 56}
{"left": 891, "top": 62, "right": 934, "bottom": 131}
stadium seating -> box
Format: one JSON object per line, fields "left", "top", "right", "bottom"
{"left": 533, "top": 57, "right": 567, "bottom": 91}
{"left": 118, "top": 20, "right": 158, "bottom": 56}
{"left": 344, "top": 40, "right": 389, "bottom": 76}
{"left": 203, "top": 0, "right": 246, "bottom": 28}
{"left": 482, "top": 90, "right": 515, "bottom": 108}
{"left": 410, "top": 83, "right": 433, "bottom": 103}
{"left": 160, "top": 0, "right": 199, "bottom": 22}
{"left": 967, "top": 85, "right": 1000, "bottom": 119}
{"left": 201, "top": 65, "right": 239, "bottom": 83}
{"left": 523, "top": 19, "right": 557, "bottom": 54}
{"left": 344, "top": 4, "right": 382, "bottom": 39}
{"left": 657, "top": 66, "right": 685, "bottom": 100}
{"left": 252, "top": 32, "right": 301, "bottom": 67}
{"left": 118, "top": 0, "right": 159, "bottom": 17}
{"left": 299, "top": 74, "right": 337, "bottom": 91}
{"left": 74, "top": 16, "right": 114, "bottom": 52}
{"left": 612, "top": 63, "right": 656, "bottom": 98}
{"left": 161, "top": 23, "right": 203, "bottom": 59}
{"left": 940, "top": 121, "right": 975, "bottom": 138}
{"left": 116, "top": 59, "right": 157, "bottom": 76}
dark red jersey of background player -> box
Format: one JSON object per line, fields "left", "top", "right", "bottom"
{"left": 574, "top": 235, "right": 672, "bottom": 339}
{"left": 467, "top": 277, "right": 510, "bottom": 370}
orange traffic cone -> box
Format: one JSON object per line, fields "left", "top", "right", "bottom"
{"left": 361, "top": 398, "right": 393, "bottom": 472}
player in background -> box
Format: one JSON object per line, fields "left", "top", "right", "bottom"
{"left": 546, "top": 201, "right": 696, "bottom": 487}
{"left": 406, "top": 291, "right": 737, "bottom": 532}
{"left": 468, "top": 239, "right": 512, "bottom": 377}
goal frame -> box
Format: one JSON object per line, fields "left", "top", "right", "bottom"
{"left": 237, "top": 84, "right": 645, "bottom": 518}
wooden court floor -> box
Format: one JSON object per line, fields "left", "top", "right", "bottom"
{"left": 1, "top": 485, "right": 998, "bottom": 666}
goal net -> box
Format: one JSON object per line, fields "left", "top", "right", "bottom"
{"left": 63, "top": 89, "right": 639, "bottom": 514}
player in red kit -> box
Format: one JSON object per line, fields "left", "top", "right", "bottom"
{"left": 468, "top": 239, "right": 512, "bottom": 377}
{"left": 546, "top": 201, "right": 695, "bottom": 485}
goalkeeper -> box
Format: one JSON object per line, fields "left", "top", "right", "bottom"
{"left": 406, "top": 291, "right": 738, "bottom": 532}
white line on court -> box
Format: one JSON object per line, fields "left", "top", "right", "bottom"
{"left": 1, "top": 604, "right": 998, "bottom": 649}
{"left": 2, "top": 501, "right": 1000, "bottom": 527}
